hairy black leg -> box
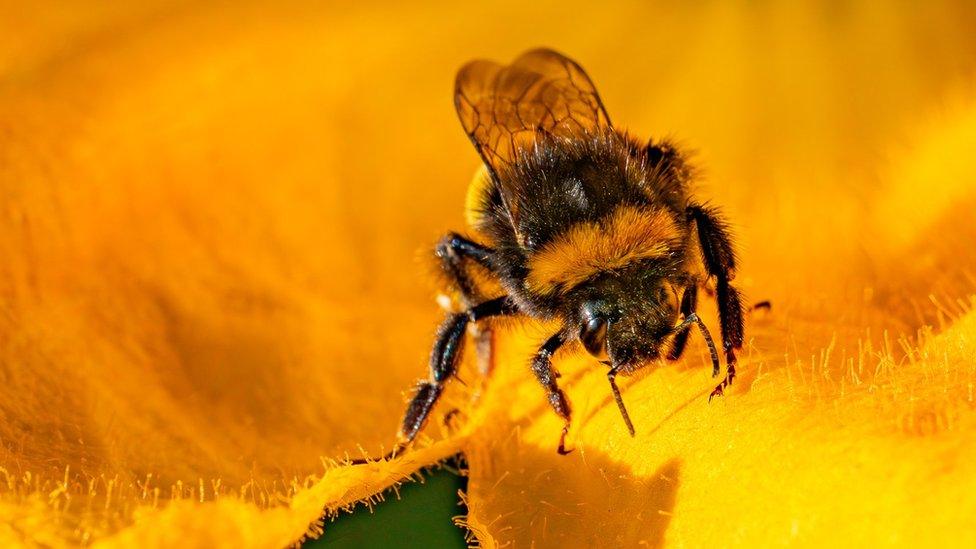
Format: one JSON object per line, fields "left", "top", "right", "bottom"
{"left": 712, "top": 278, "right": 744, "bottom": 397}
{"left": 603, "top": 309, "right": 721, "bottom": 436}
{"left": 687, "top": 205, "right": 745, "bottom": 399}
{"left": 349, "top": 296, "right": 515, "bottom": 465}
{"left": 670, "top": 312, "right": 721, "bottom": 379}
{"left": 530, "top": 332, "right": 574, "bottom": 454}
{"left": 436, "top": 232, "right": 494, "bottom": 306}
{"left": 401, "top": 296, "right": 516, "bottom": 441}
{"left": 667, "top": 285, "right": 698, "bottom": 360}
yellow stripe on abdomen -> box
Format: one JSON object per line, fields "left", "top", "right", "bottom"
{"left": 526, "top": 205, "right": 681, "bottom": 295}
{"left": 464, "top": 164, "right": 492, "bottom": 231}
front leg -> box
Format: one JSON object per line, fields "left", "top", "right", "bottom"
{"left": 530, "top": 332, "right": 574, "bottom": 454}
{"left": 436, "top": 232, "right": 494, "bottom": 307}
{"left": 687, "top": 205, "right": 745, "bottom": 398}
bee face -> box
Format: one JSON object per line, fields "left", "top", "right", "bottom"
{"left": 574, "top": 273, "right": 682, "bottom": 374}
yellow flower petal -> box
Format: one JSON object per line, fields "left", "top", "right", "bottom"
{"left": 2, "top": 1, "right": 976, "bottom": 547}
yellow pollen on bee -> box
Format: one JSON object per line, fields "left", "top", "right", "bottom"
{"left": 464, "top": 164, "right": 492, "bottom": 230}
{"left": 526, "top": 205, "right": 681, "bottom": 294}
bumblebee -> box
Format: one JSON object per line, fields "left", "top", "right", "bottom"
{"left": 391, "top": 49, "right": 743, "bottom": 456}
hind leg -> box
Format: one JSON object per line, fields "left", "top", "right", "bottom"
{"left": 398, "top": 296, "right": 516, "bottom": 442}
{"left": 350, "top": 296, "right": 516, "bottom": 464}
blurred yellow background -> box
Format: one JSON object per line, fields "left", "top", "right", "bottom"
{"left": 1, "top": 1, "right": 976, "bottom": 546}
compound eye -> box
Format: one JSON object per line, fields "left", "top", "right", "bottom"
{"left": 580, "top": 315, "right": 608, "bottom": 358}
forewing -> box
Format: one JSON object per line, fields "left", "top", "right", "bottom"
{"left": 454, "top": 48, "right": 612, "bottom": 178}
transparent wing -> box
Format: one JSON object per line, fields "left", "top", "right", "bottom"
{"left": 454, "top": 48, "right": 612, "bottom": 178}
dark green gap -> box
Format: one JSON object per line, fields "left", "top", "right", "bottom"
{"left": 304, "top": 458, "right": 468, "bottom": 549}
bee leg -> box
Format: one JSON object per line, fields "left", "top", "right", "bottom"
{"left": 436, "top": 232, "right": 495, "bottom": 306}
{"left": 530, "top": 332, "right": 574, "bottom": 454}
{"left": 667, "top": 285, "right": 698, "bottom": 360}
{"left": 711, "top": 278, "right": 744, "bottom": 399}
{"left": 686, "top": 205, "right": 745, "bottom": 399}
{"left": 348, "top": 296, "right": 515, "bottom": 465}
{"left": 399, "top": 296, "right": 516, "bottom": 444}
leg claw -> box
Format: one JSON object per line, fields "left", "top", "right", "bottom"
{"left": 442, "top": 408, "right": 462, "bottom": 429}
{"left": 556, "top": 423, "right": 574, "bottom": 455}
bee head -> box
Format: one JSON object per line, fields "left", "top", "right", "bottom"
{"left": 575, "top": 275, "right": 681, "bottom": 374}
